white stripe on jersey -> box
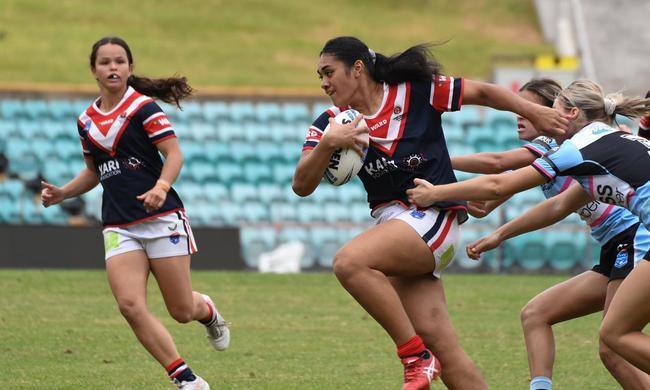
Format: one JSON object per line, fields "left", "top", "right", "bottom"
{"left": 148, "top": 127, "right": 174, "bottom": 138}
{"left": 143, "top": 112, "right": 165, "bottom": 126}
{"left": 81, "top": 95, "right": 151, "bottom": 153}
{"left": 446, "top": 77, "right": 455, "bottom": 111}
{"left": 371, "top": 83, "right": 407, "bottom": 152}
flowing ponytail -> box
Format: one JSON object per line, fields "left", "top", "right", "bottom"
{"left": 556, "top": 80, "right": 650, "bottom": 125}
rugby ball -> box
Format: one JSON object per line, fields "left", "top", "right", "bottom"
{"left": 323, "top": 109, "right": 369, "bottom": 186}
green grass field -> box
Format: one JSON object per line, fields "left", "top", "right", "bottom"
{"left": 1, "top": 269, "right": 618, "bottom": 389}
{"left": 0, "top": 0, "right": 552, "bottom": 92}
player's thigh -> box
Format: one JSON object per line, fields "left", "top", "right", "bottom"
{"left": 336, "top": 219, "right": 436, "bottom": 276}
{"left": 149, "top": 255, "right": 193, "bottom": 310}
{"left": 602, "top": 260, "right": 650, "bottom": 334}
{"left": 523, "top": 270, "right": 607, "bottom": 324}
{"left": 106, "top": 249, "right": 151, "bottom": 303}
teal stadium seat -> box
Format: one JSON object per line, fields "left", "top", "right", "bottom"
{"left": 310, "top": 184, "right": 338, "bottom": 203}
{"left": 280, "top": 141, "right": 302, "bottom": 164}
{"left": 271, "top": 162, "right": 295, "bottom": 184}
{"left": 349, "top": 202, "right": 371, "bottom": 223}
{"left": 188, "top": 121, "right": 217, "bottom": 141}
{"left": 175, "top": 101, "right": 203, "bottom": 123}
{"left": 24, "top": 99, "right": 50, "bottom": 120}
{"left": 48, "top": 99, "right": 78, "bottom": 121}
{"left": 0, "top": 99, "right": 26, "bottom": 120}
{"left": 512, "top": 231, "right": 548, "bottom": 271}
{"left": 323, "top": 202, "right": 351, "bottom": 223}
{"left": 202, "top": 182, "right": 230, "bottom": 203}
{"left": 0, "top": 179, "right": 25, "bottom": 199}
{"left": 297, "top": 201, "right": 325, "bottom": 223}
{"left": 255, "top": 102, "right": 283, "bottom": 123}
{"left": 230, "top": 182, "right": 259, "bottom": 203}
{"left": 242, "top": 202, "right": 270, "bottom": 223}
{"left": 240, "top": 227, "right": 277, "bottom": 268}
{"left": 229, "top": 141, "right": 258, "bottom": 163}
{"left": 311, "top": 102, "right": 331, "bottom": 119}
{"left": 43, "top": 159, "right": 72, "bottom": 183}
{"left": 455, "top": 226, "right": 483, "bottom": 270}
{"left": 310, "top": 226, "right": 341, "bottom": 268}
{"left": 202, "top": 140, "right": 231, "bottom": 164}
{"left": 255, "top": 141, "right": 283, "bottom": 163}
{"left": 337, "top": 181, "right": 366, "bottom": 203}
{"left": 230, "top": 102, "right": 256, "bottom": 124}
{"left": 188, "top": 160, "right": 217, "bottom": 182}
{"left": 215, "top": 161, "right": 244, "bottom": 183}
{"left": 217, "top": 121, "right": 247, "bottom": 142}
{"left": 279, "top": 226, "right": 315, "bottom": 268}
{"left": 547, "top": 230, "right": 585, "bottom": 272}
{"left": 282, "top": 102, "right": 311, "bottom": 124}
{"left": 269, "top": 201, "right": 298, "bottom": 223}
{"left": 243, "top": 161, "right": 273, "bottom": 182}
{"left": 202, "top": 101, "right": 230, "bottom": 122}
{"left": 0, "top": 193, "right": 21, "bottom": 223}
{"left": 31, "top": 137, "right": 55, "bottom": 161}
{"left": 257, "top": 182, "right": 284, "bottom": 204}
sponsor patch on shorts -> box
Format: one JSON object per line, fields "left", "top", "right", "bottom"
{"left": 614, "top": 250, "right": 629, "bottom": 268}
{"left": 104, "top": 231, "right": 119, "bottom": 252}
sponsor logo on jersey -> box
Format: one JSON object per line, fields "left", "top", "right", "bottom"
{"left": 154, "top": 117, "right": 170, "bottom": 126}
{"left": 98, "top": 159, "right": 121, "bottom": 180}
{"left": 591, "top": 127, "right": 610, "bottom": 135}
{"left": 369, "top": 119, "right": 388, "bottom": 132}
{"left": 99, "top": 118, "right": 114, "bottom": 126}
{"left": 122, "top": 156, "right": 143, "bottom": 170}
{"left": 169, "top": 232, "right": 181, "bottom": 245}
{"left": 410, "top": 209, "right": 426, "bottom": 219}
{"left": 364, "top": 156, "right": 399, "bottom": 178}
{"left": 402, "top": 154, "right": 425, "bottom": 171}
{"left": 83, "top": 120, "right": 92, "bottom": 133}
{"left": 393, "top": 106, "right": 402, "bottom": 115}
{"left": 168, "top": 223, "right": 178, "bottom": 231}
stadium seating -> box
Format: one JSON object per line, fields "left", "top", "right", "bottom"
{"left": 0, "top": 96, "right": 596, "bottom": 274}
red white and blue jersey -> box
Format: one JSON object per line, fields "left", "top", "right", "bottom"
{"left": 532, "top": 121, "right": 650, "bottom": 227}
{"left": 77, "top": 86, "right": 184, "bottom": 227}
{"left": 304, "top": 75, "right": 467, "bottom": 221}
{"left": 524, "top": 136, "right": 639, "bottom": 244}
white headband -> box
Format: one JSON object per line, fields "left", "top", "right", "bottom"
{"left": 368, "top": 48, "right": 376, "bottom": 64}
{"left": 604, "top": 97, "right": 617, "bottom": 115}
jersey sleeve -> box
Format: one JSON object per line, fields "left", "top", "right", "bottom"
{"left": 429, "top": 75, "right": 463, "bottom": 112}
{"left": 531, "top": 140, "right": 582, "bottom": 181}
{"left": 139, "top": 101, "right": 176, "bottom": 144}
{"left": 302, "top": 106, "right": 340, "bottom": 151}
{"left": 522, "top": 136, "right": 555, "bottom": 157}
{"left": 77, "top": 119, "right": 92, "bottom": 157}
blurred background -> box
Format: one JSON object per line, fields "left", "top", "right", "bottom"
{"left": 1, "top": 0, "right": 648, "bottom": 273}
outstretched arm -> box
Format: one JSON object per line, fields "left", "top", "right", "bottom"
{"left": 463, "top": 79, "right": 567, "bottom": 137}
{"left": 466, "top": 183, "right": 593, "bottom": 259}
{"left": 41, "top": 156, "right": 99, "bottom": 207}
{"left": 451, "top": 148, "right": 535, "bottom": 174}
{"left": 406, "top": 166, "right": 546, "bottom": 207}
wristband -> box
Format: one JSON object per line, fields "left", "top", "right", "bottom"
{"left": 155, "top": 179, "right": 171, "bottom": 192}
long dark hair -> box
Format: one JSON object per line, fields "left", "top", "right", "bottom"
{"left": 320, "top": 36, "right": 442, "bottom": 84}
{"left": 89, "top": 36, "right": 193, "bottom": 108}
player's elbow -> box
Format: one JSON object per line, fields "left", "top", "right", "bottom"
{"left": 291, "top": 179, "right": 314, "bottom": 197}
{"left": 486, "top": 177, "right": 509, "bottom": 199}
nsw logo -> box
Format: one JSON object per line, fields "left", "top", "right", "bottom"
{"left": 410, "top": 209, "right": 426, "bottom": 219}
{"left": 169, "top": 232, "right": 181, "bottom": 245}
{"left": 614, "top": 247, "right": 629, "bottom": 269}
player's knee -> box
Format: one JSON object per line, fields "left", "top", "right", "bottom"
{"left": 599, "top": 322, "right": 619, "bottom": 350}
{"left": 332, "top": 249, "right": 361, "bottom": 280}
{"left": 598, "top": 339, "right": 620, "bottom": 370}
{"left": 520, "top": 301, "right": 545, "bottom": 329}
{"left": 168, "top": 305, "right": 194, "bottom": 323}
{"left": 116, "top": 298, "right": 146, "bottom": 321}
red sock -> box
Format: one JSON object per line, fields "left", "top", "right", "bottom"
{"left": 200, "top": 301, "right": 214, "bottom": 324}
{"left": 397, "top": 335, "right": 426, "bottom": 358}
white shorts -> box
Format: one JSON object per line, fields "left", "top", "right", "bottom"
{"left": 372, "top": 202, "right": 460, "bottom": 277}
{"left": 103, "top": 211, "right": 198, "bottom": 261}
